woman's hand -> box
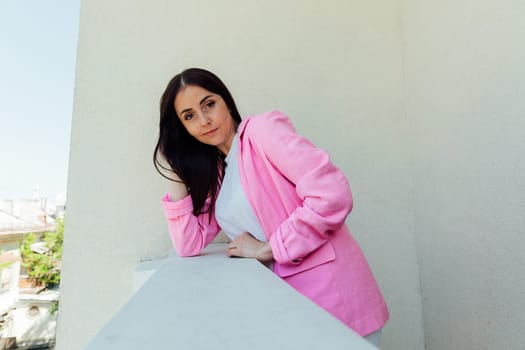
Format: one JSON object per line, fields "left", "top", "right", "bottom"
{"left": 227, "top": 232, "right": 273, "bottom": 263}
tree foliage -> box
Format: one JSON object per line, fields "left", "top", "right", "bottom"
{"left": 20, "top": 217, "right": 64, "bottom": 288}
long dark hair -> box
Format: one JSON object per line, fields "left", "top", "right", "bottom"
{"left": 153, "top": 68, "right": 242, "bottom": 218}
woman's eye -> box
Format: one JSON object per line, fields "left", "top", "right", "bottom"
{"left": 204, "top": 101, "right": 215, "bottom": 110}
{"left": 184, "top": 113, "right": 193, "bottom": 121}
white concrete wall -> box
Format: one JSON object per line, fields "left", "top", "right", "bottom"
{"left": 87, "top": 245, "right": 377, "bottom": 350}
{"left": 403, "top": 1, "right": 525, "bottom": 349}
{"left": 57, "top": 1, "right": 425, "bottom": 349}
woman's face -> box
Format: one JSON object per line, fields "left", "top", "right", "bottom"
{"left": 174, "top": 85, "right": 236, "bottom": 155}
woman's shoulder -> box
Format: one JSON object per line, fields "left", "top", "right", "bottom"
{"left": 239, "top": 110, "right": 294, "bottom": 136}
{"left": 245, "top": 109, "right": 290, "bottom": 123}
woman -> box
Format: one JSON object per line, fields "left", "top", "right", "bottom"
{"left": 153, "top": 68, "right": 389, "bottom": 346}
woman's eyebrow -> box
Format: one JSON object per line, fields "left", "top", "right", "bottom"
{"left": 199, "top": 95, "right": 213, "bottom": 105}
{"left": 179, "top": 95, "right": 213, "bottom": 115}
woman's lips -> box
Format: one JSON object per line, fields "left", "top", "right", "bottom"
{"left": 203, "top": 128, "right": 218, "bottom": 136}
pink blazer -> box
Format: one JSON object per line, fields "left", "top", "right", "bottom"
{"left": 162, "top": 110, "right": 389, "bottom": 336}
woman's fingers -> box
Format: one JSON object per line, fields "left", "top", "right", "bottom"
{"left": 227, "top": 241, "right": 238, "bottom": 257}
{"left": 227, "top": 232, "right": 260, "bottom": 258}
{"left": 227, "top": 233, "right": 273, "bottom": 263}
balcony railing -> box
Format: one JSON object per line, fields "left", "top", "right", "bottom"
{"left": 85, "top": 244, "right": 377, "bottom": 349}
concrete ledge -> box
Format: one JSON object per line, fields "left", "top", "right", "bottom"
{"left": 85, "top": 244, "right": 376, "bottom": 349}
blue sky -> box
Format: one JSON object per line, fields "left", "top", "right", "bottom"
{"left": 0, "top": 1, "right": 80, "bottom": 202}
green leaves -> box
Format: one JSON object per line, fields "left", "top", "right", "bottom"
{"left": 20, "top": 217, "right": 64, "bottom": 288}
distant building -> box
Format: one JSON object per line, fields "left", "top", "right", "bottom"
{"left": 0, "top": 198, "right": 55, "bottom": 235}
{"left": 0, "top": 198, "right": 60, "bottom": 349}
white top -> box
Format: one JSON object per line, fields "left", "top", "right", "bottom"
{"left": 215, "top": 134, "right": 266, "bottom": 242}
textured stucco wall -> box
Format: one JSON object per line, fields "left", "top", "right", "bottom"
{"left": 57, "top": 1, "right": 424, "bottom": 349}
{"left": 404, "top": 1, "right": 525, "bottom": 349}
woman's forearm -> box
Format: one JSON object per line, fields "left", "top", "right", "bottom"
{"left": 256, "top": 242, "right": 274, "bottom": 263}
{"left": 169, "top": 175, "right": 189, "bottom": 201}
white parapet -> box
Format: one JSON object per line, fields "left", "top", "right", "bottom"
{"left": 85, "top": 244, "right": 377, "bottom": 350}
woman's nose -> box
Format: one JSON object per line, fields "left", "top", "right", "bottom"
{"left": 198, "top": 112, "right": 211, "bottom": 126}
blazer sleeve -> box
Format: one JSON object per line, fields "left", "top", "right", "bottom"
{"left": 162, "top": 193, "right": 221, "bottom": 257}
{"left": 255, "top": 111, "right": 353, "bottom": 265}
